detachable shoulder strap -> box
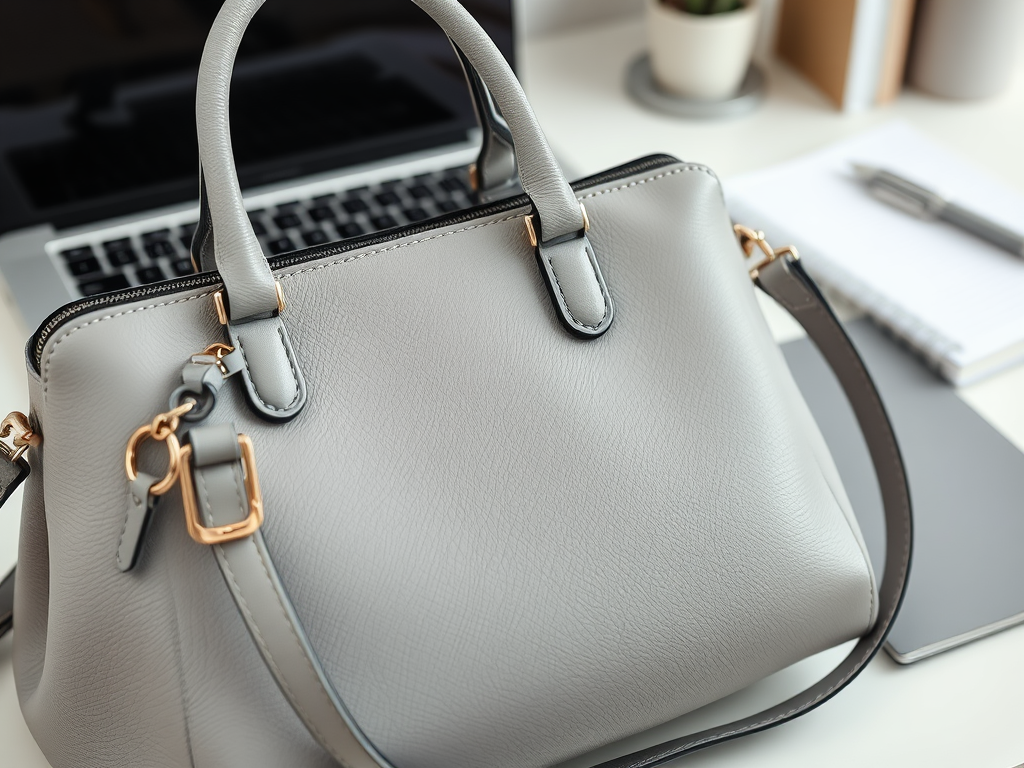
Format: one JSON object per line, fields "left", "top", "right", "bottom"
{"left": 0, "top": 252, "right": 911, "bottom": 768}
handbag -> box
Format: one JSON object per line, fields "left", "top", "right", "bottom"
{"left": 0, "top": 1, "right": 911, "bottom": 766}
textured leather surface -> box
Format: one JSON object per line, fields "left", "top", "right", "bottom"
{"left": 592, "top": 255, "right": 912, "bottom": 768}
{"left": 16, "top": 161, "right": 880, "bottom": 767}
{"left": 208, "top": 249, "right": 909, "bottom": 768}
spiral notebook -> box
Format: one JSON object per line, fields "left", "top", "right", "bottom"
{"left": 726, "top": 122, "right": 1024, "bottom": 385}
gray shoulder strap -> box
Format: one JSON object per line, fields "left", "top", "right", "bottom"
{"left": 186, "top": 252, "right": 912, "bottom": 767}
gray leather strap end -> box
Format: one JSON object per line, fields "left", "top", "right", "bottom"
{"left": 116, "top": 472, "right": 161, "bottom": 573}
{"left": 0, "top": 567, "right": 14, "bottom": 639}
{"left": 227, "top": 315, "right": 307, "bottom": 421}
{"left": 0, "top": 458, "right": 27, "bottom": 638}
{"left": 536, "top": 234, "right": 614, "bottom": 338}
{"left": 187, "top": 423, "right": 391, "bottom": 768}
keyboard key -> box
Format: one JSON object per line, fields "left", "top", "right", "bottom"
{"left": 108, "top": 247, "right": 139, "bottom": 267}
{"left": 66, "top": 257, "right": 101, "bottom": 277}
{"left": 370, "top": 214, "right": 398, "bottom": 230}
{"left": 136, "top": 266, "right": 165, "bottom": 284}
{"left": 274, "top": 212, "right": 302, "bottom": 230}
{"left": 308, "top": 206, "right": 336, "bottom": 222}
{"left": 439, "top": 176, "right": 468, "bottom": 193}
{"left": 381, "top": 178, "right": 402, "bottom": 188}
{"left": 437, "top": 199, "right": 460, "bottom": 213}
{"left": 408, "top": 184, "right": 433, "bottom": 199}
{"left": 312, "top": 193, "right": 337, "bottom": 203}
{"left": 250, "top": 218, "right": 267, "bottom": 236}
{"left": 301, "top": 229, "right": 330, "bottom": 247}
{"left": 103, "top": 238, "right": 137, "bottom": 264}
{"left": 60, "top": 245, "right": 95, "bottom": 262}
{"left": 145, "top": 240, "right": 175, "bottom": 259}
{"left": 78, "top": 274, "right": 130, "bottom": 296}
{"left": 375, "top": 191, "right": 401, "bottom": 207}
{"left": 141, "top": 229, "right": 171, "bottom": 242}
{"left": 342, "top": 198, "right": 369, "bottom": 214}
{"left": 268, "top": 236, "right": 296, "bottom": 255}
{"left": 403, "top": 207, "right": 429, "bottom": 222}
{"left": 180, "top": 235, "right": 194, "bottom": 252}
{"left": 337, "top": 222, "right": 364, "bottom": 238}
{"left": 180, "top": 222, "right": 199, "bottom": 237}
{"left": 276, "top": 201, "right": 301, "bottom": 211}
{"left": 172, "top": 258, "right": 195, "bottom": 276}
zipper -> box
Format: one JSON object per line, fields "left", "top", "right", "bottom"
{"left": 31, "top": 154, "right": 681, "bottom": 373}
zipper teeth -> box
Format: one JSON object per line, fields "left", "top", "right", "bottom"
{"left": 31, "top": 155, "right": 679, "bottom": 371}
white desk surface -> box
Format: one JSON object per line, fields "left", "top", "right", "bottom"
{"left": 2, "top": 16, "right": 1023, "bottom": 768}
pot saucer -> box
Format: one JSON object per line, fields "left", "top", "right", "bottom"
{"left": 626, "top": 54, "right": 766, "bottom": 119}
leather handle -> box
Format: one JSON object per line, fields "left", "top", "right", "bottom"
{"left": 196, "top": 0, "right": 585, "bottom": 323}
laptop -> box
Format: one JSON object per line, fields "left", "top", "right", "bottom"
{"left": 0, "top": 0, "right": 516, "bottom": 332}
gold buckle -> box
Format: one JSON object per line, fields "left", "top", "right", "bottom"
{"left": 0, "top": 412, "right": 40, "bottom": 463}
{"left": 733, "top": 224, "right": 799, "bottom": 280}
{"left": 214, "top": 281, "right": 286, "bottom": 325}
{"left": 525, "top": 202, "right": 590, "bottom": 248}
{"left": 178, "top": 434, "right": 264, "bottom": 545}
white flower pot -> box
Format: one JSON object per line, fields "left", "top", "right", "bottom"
{"left": 647, "top": 0, "right": 761, "bottom": 101}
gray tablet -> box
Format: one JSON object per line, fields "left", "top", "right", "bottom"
{"left": 783, "top": 320, "right": 1024, "bottom": 663}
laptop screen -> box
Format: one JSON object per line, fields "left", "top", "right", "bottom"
{"left": 0, "top": 0, "right": 515, "bottom": 235}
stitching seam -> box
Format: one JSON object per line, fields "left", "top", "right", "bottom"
{"left": 232, "top": 323, "right": 302, "bottom": 412}
{"left": 41, "top": 165, "right": 709, "bottom": 387}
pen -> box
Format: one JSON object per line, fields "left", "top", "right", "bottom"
{"left": 851, "top": 163, "right": 1024, "bottom": 259}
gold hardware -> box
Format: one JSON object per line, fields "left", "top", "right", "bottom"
{"left": 733, "top": 224, "right": 800, "bottom": 280}
{"left": 525, "top": 202, "right": 591, "bottom": 249}
{"left": 213, "top": 291, "right": 228, "bottom": 325}
{"left": 124, "top": 402, "right": 194, "bottom": 496}
{"left": 468, "top": 163, "right": 479, "bottom": 192}
{"left": 213, "top": 281, "right": 285, "bottom": 325}
{"left": 0, "top": 412, "right": 41, "bottom": 463}
{"left": 178, "top": 434, "right": 264, "bottom": 545}
{"left": 192, "top": 343, "right": 236, "bottom": 375}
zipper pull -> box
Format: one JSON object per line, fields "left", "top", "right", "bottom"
{"left": 117, "top": 402, "right": 191, "bottom": 572}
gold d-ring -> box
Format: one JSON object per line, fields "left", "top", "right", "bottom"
{"left": 124, "top": 426, "right": 181, "bottom": 496}
{"left": 124, "top": 402, "right": 193, "bottom": 496}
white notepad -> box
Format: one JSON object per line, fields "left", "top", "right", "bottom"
{"left": 726, "top": 122, "right": 1024, "bottom": 385}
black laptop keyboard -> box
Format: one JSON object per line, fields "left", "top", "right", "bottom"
{"left": 61, "top": 166, "right": 473, "bottom": 298}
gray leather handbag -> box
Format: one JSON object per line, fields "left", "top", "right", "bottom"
{"left": 0, "top": 1, "right": 911, "bottom": 766}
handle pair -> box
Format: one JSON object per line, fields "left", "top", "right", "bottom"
{"left": 196, "top": 0, "right": 609, "bottom": 356}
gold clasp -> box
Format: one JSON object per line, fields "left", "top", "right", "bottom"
{"left": 178, "top": 434, "right": 264, "bottom": 545}
{"left": 213, "top": 281, "right": 286, "bottom": 325}
{"left": 733, "top": 224, "right": 799, "bottom": 280}
{"left": 525, "top": 202, "right": 590, "bottom": 248}
{"left": 124, "top": 402, "right": 194, "bottom": 496}
{"left": 0, "top": 412, "right": 41, "bottom": 463}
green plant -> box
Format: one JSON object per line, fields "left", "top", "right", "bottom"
{"left": 664, "top": 0, "right": 743, "bottom": 13}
